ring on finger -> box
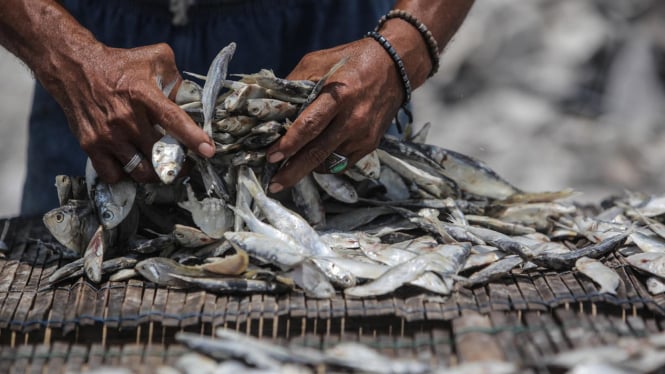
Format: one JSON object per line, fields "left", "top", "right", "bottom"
{"left": 324, "top": 152, "right": 348, "bottom": 174}
{"left": 123, "top": 153, "right": 143, "bottom": 174}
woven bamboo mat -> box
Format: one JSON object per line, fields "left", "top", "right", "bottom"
{"left": 1, "top": 217, "right": 665, "bottom": 372}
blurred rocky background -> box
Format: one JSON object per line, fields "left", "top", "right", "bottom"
{"left": 1, "top": 0, "right": 663, "bottom": 217}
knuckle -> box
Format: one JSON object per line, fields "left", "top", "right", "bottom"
{"left": 306, "top": 147, "right": 329, "bottom": 165}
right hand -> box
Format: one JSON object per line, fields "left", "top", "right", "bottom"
{"left": 45, "top": 43, "right": 214, "bottom": 183}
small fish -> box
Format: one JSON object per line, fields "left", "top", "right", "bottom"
{"left": 54, "top": 175, "right": 73, "bottom": 206}
{"left": 530, "top": 233, "right": 628, "bottom": 270}
{"left": 213, "top": 115, "right": 257, "bottom": 137}
{"left": 109, "top": 268, "right": 139, "bottom": 282}
{"left": 575, "top": 256, "right": 621, "bottom": 295}
{"left": 245, "top": 98, "right": 297, "bottom": 121}
{"left": 352, "top": 151, "right": 381, "bottom": 179}
{"left": 344, "top": 252, "right": 449, "bottom": 298}
{"left": 323, "top": 342, "right": 431, "bottom": 374}
{"left": 135, "top": 257, "right": 207, "bottom": 288}
{"left": 152, "top": 134, "right": 186, "bottom": 184}
{"left": 629, "top": 231, "right": 665, "bottom": 253}
{"left": 377, "top": 165, "right": 410, "bottom": 201}
{"left": 85, "top": 159, "right": 137, "bottom": 229}
{"left": 83, "top": 225, "right": 106, "bottom": 283}
{"left": 172, "top": 224, "right": 218, "bottom": 248}
{"left": 376, "top": 149, "right": 458, "bottom": 198}
{"left": 625, "top": 252, "right": 665, "bottom": 278}
{"left": 171, "top": 273, "right": 288, "bottom": 294}
{"left": 250, "top": 120, "right": 286, "bottom": 135}
{"left": 174, "top": 79, "right": 202, "bottom": 105}
{"left": 43, "top": 200, "right": 99, "bottom": 255}
{"left": 292, "top": 174, "right": 326, "bottom": 228}
{"left": 178, "top": 184, "right": 233, "bottom": 239}
{"left": 411, "top": 142, "right": 521, "bottom": 200}
{"left": 288, "top": 260, "right": 336, "bottom": 298}
{"left": 462, "top": 255, "right": 524, "bottom": 286}
{"left": 646, "top": 277, "right": 665, "bottom": 295}
{"left": 312, "top": 173, "right": 359, "bottom": 204}
{"left": 176, "top": 332, "right": 281, "bottom": 369}
{"left": 223, "top": 231, "right": 305, "bottom": 269}
{"left": 202, "top": 42, "right": 236, "bottom": 136}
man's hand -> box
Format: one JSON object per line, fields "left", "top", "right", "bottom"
{"left": 0, "top": 0, "right": 215, "bottom": 184}
{"left": 266, "top": 0, "right": 474, "bottom": 193}
{"left": 266, "top": 39, "right": 403, "bottom": 193}
{"left": 53, "top": 43, "right": 214, "bottom": 183}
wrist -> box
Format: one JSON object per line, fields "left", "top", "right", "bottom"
{"left": 376, "top": 18, "right": 432, "bottom": 90}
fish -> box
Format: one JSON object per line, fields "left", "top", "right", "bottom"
{"left": 152, "top": 134, "right": 186, "bottom": 184}
{"left": 214, "top": 115, "right": 257, "bottom": 137}
{"left": 352, "top": 151, "right": 381, "bottom": 179}
{"left": 135, "top": 257, "right": 208, "bottom": 288}
{"left": 529, "top": 232, "right": 629, "bottom": 270}
{"left": 43, "top": 200, "right": 99, "bottom": 255}
{"left": 223, "top": 231, "right": 305, "bottom": 269}
{"left": 85, "top": 158, "right": 137, "bottom": 229}
{"left": 178, "top": 184, "right": 233, "bottom": 239}
{"left": 245, "top": 98, "right": 297, "bottom": 121}
{"left": 625, "top": 252, "right": 665, "bottom": 278}
{"left": 312, "top": 173, "right": 359, "bottom": 204}
{"left": 291, "top": 174, "right": 326, "bottom": 228}
{"left": 575, "top": 256, "right": 622, "bottom": 295}
{"left": 410, "top": 142, "right": 521, "bottom": 200}
{"left": 238, "top": 168, "right": 343, "bottom": 261}
{"left": 202, "top": 42, "right": 236, "bottom": 137}
{"left": 174, "top": 79, "right": 202, "bottom": 105}
{"left": 288, "top": 259, "right": 336, "bottom": 298}
{"left": 169, "top": 273, "right": 287, "bottom": 294}
{"left": 376, "top": 149, "right": 458, "bottom": 198}
{"left": 83, "top": 224, "right": 106, "bottom": 282}
{"left": 646, "top": 277, "right": 665, "bottom": 295}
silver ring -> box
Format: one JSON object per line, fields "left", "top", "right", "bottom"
{"left": 122, "top": 153, "right": 143, "bottom": 174}
{"left": 324, "top": 152, "right": 348, "bottom": 174}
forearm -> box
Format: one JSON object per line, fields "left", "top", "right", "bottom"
{"left": 0, "top": 0, "right": 103, "bottom": 96}
{"left": 379, "top": 0, "right": 474, "bottom": 89}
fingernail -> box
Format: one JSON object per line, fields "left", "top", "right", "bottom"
{"left": 198, "top": 142, "right": 215, "bottom": 158}
{"left": 269, "top": 182, "right": 283, "bottom": 194}
{"left": 268, "top": 152, "right": 284, "bottom": 163}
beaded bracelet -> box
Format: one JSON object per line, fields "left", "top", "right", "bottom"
{"left": 376, "top": 9, "right": 440, "bottom": 78}
{"left": 365, "top": 31, "right": 412, "bottom": 105}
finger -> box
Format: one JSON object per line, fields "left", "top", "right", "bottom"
{"left": 88, "top": 151, "right": 125, "bottom": 184}
{"left": 312, "top": 143, "right": 364, "bottom": 175}
{"left": 132, "top": 106, "right": 167, "bottom": 161}
{"left": 113, "top": 144, "right": 158, "bottom": 183}
{"left": 269, "top": 117, "right": 347, "bottom": 192}
{"left": 140, "top": 88, "right": 215, "bottom": 159}
{"left": 266, "top": 90, "right": 340, "bottom": 164}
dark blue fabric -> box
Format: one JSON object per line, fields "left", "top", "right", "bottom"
{"left": 21, "top": 0, "right": 395, "bottom": 216}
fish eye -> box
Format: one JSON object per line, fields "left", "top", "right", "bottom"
{"left": 175, "top": 232, "right": 185, "bottom": 238}
{"left": 102, "top": 211, "right": 114, "bottom": 221}
{"left": 55, "top": 213, "right": 64, "bottom": 223}
{"left": 167, "top": 170, "right": 175, "bottom": 176}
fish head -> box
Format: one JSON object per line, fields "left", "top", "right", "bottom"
{"left": 172, "top": 224, "right": 216, "bottom": 247}
{"left": 95, "top": 180, "right": 135, "bottom": 229}
{"left": 152, "top": 135, "right": 186, "bottom": 184}
{"left": 43, "top": 202, "right": 93, "bottom": 254}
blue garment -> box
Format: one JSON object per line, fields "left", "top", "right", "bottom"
{"left": 21, "top": 0, "right": 395, "bottom": 216}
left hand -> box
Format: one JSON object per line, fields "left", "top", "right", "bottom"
{"left": 265, "top": 38, "right": 404, "bottom": 193}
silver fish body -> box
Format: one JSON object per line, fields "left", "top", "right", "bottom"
{"left": 312, "top": 173, "right": 358, "bottom": 204}
{"left": 202, "top": 42, "right": 236, "bottom": 136}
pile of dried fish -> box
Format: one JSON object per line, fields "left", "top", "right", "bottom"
{"left": 40, "top": 42, "right": 665, "bottom": 300}
{"left": 151, "top": 327, "right": 665, "bottom": 374}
